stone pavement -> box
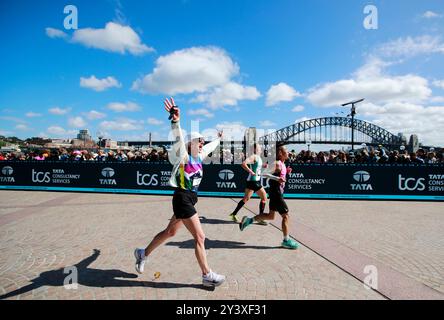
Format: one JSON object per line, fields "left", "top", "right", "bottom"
{"left": 0, "top": 190, "right": 442, "bottom": 300}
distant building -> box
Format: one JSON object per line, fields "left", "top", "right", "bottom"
{"left": 44, "top": 139, "right": 72, "bottom": 149}
{"left": 77, "top": 129, "right": 92, "bottom": 141}
{"left": 103, "top": 139, "right": 118, "bottom": 149}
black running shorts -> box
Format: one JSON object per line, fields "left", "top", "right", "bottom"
{"left": 268, "top": 192, "right": 289, "bottom": 215}
{"left": 245, "top": 180, "right": 263, "bottom": 192}
{"left": 172, "top": 188, "right": 198, "bottom": 219}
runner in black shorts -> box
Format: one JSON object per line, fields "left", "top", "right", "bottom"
{"left": 134, "top": 98, "right": 226, "bottom": 287}
{"left": 239, "top": 145, "right": 299, "bottom": 249}
{"left": 229, "top": 143, "right": 268, "bottom": 225}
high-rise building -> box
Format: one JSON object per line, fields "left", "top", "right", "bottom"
{"left": 77, "top": 129, "right": 92, "bottom": 141}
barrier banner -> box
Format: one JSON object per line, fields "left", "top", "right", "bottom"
{"left": 0, "top": 161, "right": 443, "bottom": 201}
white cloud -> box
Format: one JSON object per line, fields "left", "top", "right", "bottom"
{"left": 0, "top": 130, "right": 13, "bottom": 136}
{"left": 99, "top": 118, "right": 143, "bottom": 131}
{"left": 132, "top": 46, "right": 239, "bottom": 95}
{"left": 294, "top": 117, "right": 311, "bottom": 123}
{"left": 188, "top": 108, "right": 215, "bottom": 118}
{"left": 422, "top": 11, "right": 442, "bottom": 19}
{"left": 47, "top": 126, "right": 77, "bottom": 138}
{"left": 147, "top": 117, "right": 164, "bottom": 125}
{"left": 266, "top": 82, "right": 301, "bottom": 107}
{"left": 430, "top": 96, "right": 444, "bottom": 103}
{"left": 15, "top": 124, "right": 30, "bottom": 131}
{"left": 433, "top": 80, "right": 444, "bottom": 89}
{"left": 84, "top": 110, "right": 106, "bottom": 120}
{"left": 193, "top": 82, "right": 261, "bottom": 109}
{"left": 68, "top": 116, "right": 87, "bottom": 128}
{"left": 214, "top": 121, "right": 248, "bottom": 140}
{"left": 106, "top": 102, "right": 141, "bottom": 112}
{"left": 45, "top": 27, "right": 67, "bottom": 39}
{"left": 49, "top": 107, "right": 71, "bottom": 115}
{"left": 71, "top": 22, "right": 154, "bottom": 55}
{"left": 259, "top": 120, "right": 276, "bottom": 127}
{"left": 306, "top": 58, "right": 431, "bottom": 107}
{"left": 359, "top": 102, "right": 444, "bottom": 146}
{"left": 0, "top": 116, "right": 27, "bottom": 124}
{"left": 375, "top": 35, "right": 444, "bottom": 58}
{"left": 292, "top": 105, "right": 305, "bottom": 112}
{"left": 25, "top": 112, "right": 42, "bottom": 117}
{"left": 80, "top": 75, "right": 122, "bottom": 91}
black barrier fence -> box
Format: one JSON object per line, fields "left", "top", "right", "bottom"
{"left": 0, "top": 161, "right": 443, "bottom": 201}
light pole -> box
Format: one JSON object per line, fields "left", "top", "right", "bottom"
{"left": 342, "top": 98, "right": 364, "bottom": 152}
{"left": 96, "top": 131, "right": 104, "bottom": 150}
{"left": 307, "top": 140, "right": 312, "bottom": 152}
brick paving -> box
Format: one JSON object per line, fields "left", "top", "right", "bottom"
{"left": 0, "top": 190, "right": 441, "bottom": 300}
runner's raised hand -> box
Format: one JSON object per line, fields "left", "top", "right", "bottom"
{"left": 164, "top": 97, "right": 180, "bottom": 122}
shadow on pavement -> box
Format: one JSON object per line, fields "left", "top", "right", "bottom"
{"left": 167, "top": 238, "right": 280, "bottom": 250}
{"left": 0, "top": 249, "right": 212, "bottom": 300}
{"left": 199, "top": 216, "right": 237, "bottom": 225}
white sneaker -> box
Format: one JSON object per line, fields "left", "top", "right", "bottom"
{"left": 202, "top": 270, "right": 226, "bottom": 287}
{"left": 134, "top": 248, "right": 147, "bottom": 274}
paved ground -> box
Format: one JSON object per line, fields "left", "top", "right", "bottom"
{"left": 0, "top": 190, "right": 442, "bottom": 300}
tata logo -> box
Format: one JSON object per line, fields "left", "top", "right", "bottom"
{"left": 398, "top": 175, "right": 426, "bottom": 191}
{"left": 99, "top": 167, "right": 116, "bottom": 185}
{"left": 32, "top": 169, "right": 51, "bottom": 183}
{"left": 136, "top": 172, "right": 159, "bottom": 186}
{"left": 353, "top": 171, "right": 371, "bottom": 183}
{"left": 101, "top": 167, "right": 115, "bottom": 178}
{"left": 351, "top": 171, "right": 373, "bottom": 191}
{"left": 216, "top": 169, "right": 236, "bottom": 188}
{"left": 2, "top": 166, "right": 13, "bottom": 175}
{"left": 219, "top": 169, "right": 235, "bottom": 180}
{"left": 0, "top": 166, "right": 15, "bottom": 183}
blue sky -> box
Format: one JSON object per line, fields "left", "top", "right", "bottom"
{"left": 1, "top": 0, "right": 443, "bottom": 146}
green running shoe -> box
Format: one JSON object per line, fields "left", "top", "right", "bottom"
{"left": 229, "top": 213, "right": 240, "bottom": 223}
{"left": 239, "top": 216, "right": 253, "bottom": 231}
{"left": 282, "top": 238, "right": 299, "bottom": 249}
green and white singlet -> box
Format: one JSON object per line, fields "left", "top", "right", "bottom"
{"left": 247, "top": 155, "right": 262, "bottom": 182}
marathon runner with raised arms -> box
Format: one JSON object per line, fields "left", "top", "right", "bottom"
{"left": 134, "top": 97, "right": 226, "bottom": 287}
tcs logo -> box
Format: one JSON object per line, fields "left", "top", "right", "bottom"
{"left": 398, "top": 175, "right": 426, "bottom": 191}
{"left": 32, "top": 169, "right": 51, "bottom": 183}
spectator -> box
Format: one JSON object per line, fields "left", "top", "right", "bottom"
{"left": 410, "top": 152, "right": 424, "bottom": 164}
{"left": 34, "top": 151, "right": 45, "bottom": 161}
{"left": 426, "top": 152, "right": 437, "bottom": 164}
{"left": 47, "top": 149, "right": 60, "bottom": 161}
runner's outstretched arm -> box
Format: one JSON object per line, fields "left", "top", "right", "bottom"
{"left": 201, "top": 131, "right": 223, "bottom": 160}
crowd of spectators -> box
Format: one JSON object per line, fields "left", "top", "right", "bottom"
{"left": 0, "top": 147, "right": 169, "bottom": 162}
{"left": 286, "top": 147, "right": 443, "bottom": 164}
{"left": 0, "top": 146, "right": 442, "bottom": 164}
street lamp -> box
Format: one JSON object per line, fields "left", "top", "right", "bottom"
{"left": 307, "top": 140, "right": 312, "bottom": 151}
{"left": 341, "top": 98, "right": 365, "bottom": 152}
{"left": 96, "top": 131, "right": 104, "bottom": 150}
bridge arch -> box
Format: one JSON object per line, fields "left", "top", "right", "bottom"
{"left": 258, "top": 117, "right": 403, "bottom": 147}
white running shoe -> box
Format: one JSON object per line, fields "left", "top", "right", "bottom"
{"left": 202, "top": 270, "right": 226, "bottom": 287}
{"left": 134, "top": 248, "right": 147, "bottom": 274}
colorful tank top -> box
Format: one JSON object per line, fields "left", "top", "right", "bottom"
{"left": 175, "top": 154, "right": 203, "bottom": 193}
{"left": 247, "top": 155, "right": 262, "bottom": 182}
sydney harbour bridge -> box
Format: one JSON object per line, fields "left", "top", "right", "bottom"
{"left": 257, "top": 116, "right": 418, "bottom": 151}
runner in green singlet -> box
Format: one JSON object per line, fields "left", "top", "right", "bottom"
{"left": 229, "top": 143, "right": 268, "bottom": 225}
